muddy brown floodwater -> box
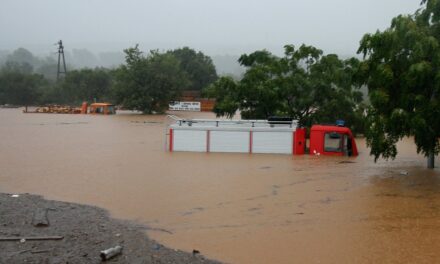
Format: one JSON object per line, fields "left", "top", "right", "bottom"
{"left": 1, "top": 108, "right": 440, "bottom": 264}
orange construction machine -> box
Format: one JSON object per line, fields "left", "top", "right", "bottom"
{"left": 82, "top": 102, "right": 116, "bottom": 115}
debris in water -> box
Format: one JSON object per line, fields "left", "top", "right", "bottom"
{"left": 320, "top": 197, "right": 333, "bottom": 204}
{"left": 56, "top": 122, "right": 88, "bottom": 126}
{"left": 130, "top": 120, "right": 162, "bottom": 124}
{"left": 192, "top": 249, "right": 200, "bottom": 255}
{"left": 399, "top": 171, "right": 409, "bottom": 175}
{"left": 338, "top": 160, "right": 356, "bottom": 164}
{"left": 181, "top": 207, "right": 205, "bottom": 216}
{"left": 11, "top": 194, "right": 19, "bottom": 198}
{"left": 145, "top": 227, "right": 173, "bottom": 234}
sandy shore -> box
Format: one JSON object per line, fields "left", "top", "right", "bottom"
{"left": 0, "top": 193, "right": 221, "bottom": 264}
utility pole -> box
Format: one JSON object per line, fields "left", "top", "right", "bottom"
{"left": 56, "top": 40, "right": 67, "bottom": 80}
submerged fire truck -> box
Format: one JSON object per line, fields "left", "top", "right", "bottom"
{"left": 167, "top": 116, "right": 358, "bottom": 156}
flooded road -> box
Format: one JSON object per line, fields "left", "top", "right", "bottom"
{"left": 1, "top": 108, "right": 440, "bottom": 263}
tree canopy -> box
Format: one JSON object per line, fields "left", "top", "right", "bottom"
{"left": 57, "top": 68, "right": 113, "bottom": 104}
{"left": 358, "top": 0, "right": 440, "bottom": 167}
{"left": 0, "top": 68, "right": 46, "bottom": 106}
{"left": 205, "top": 44, "right": 365, "bottom": 132}
{"left": 167, "top": 47, "right": 218, "bottom": 91}
{"left": 113, "top": 45, "right": 189, "bottom": 113}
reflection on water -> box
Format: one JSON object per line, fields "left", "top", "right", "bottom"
{"left": 1, "top": 108, "right": 439, "bottom": 264}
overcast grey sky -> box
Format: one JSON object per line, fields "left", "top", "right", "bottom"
{"left": 0, "top": 0, "right": 422, "bottom": 56}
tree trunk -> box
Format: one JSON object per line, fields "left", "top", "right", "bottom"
{"left": 428, "top": 151, "right": 435, "bottom": 169}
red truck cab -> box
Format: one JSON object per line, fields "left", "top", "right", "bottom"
{"left": 308, "top": 125, "right": 358, "bottom": 156}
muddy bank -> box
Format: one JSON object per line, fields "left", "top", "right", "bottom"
{"left": 0, "top": 193, "right": 221, "bottom": 264}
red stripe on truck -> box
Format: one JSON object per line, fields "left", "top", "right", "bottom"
{"left": 249, "top": 131, "right": 253, "bottom": 154}
{"left": 169, "top": 128, "right": 173, "bottom": 152}
{"left": 207, "top": 130, "right": 210, "bottom": 152}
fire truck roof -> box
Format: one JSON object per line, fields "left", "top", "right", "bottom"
{"left": 311, "top": 125, "right": 353, "bottom": 134}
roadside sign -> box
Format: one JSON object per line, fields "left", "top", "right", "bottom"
{"left": 169, "top": 101, "right": 201, "bottom": 111}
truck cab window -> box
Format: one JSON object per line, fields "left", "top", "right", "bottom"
{"left": 324, "top": 132, "right": 342, "bottom": 152}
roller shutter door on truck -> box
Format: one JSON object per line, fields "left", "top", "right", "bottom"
{"left": 210, "top": 131, "right": 249, "bottom": 153}
{"left": 252, "top": 131, "right": 293, "bottom": 154}
{"left": 173, "top": 130, "right": 207, "bottom": 152}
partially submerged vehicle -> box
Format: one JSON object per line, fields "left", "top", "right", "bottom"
{"left": 167, "top": 116, "right": 358, "bottom": 156}
{"left": 24, "top": 102, "right": 116, "bottom": 115}
{"left": 86, "top": 103, "right": 116, "bottom": 115}
{"left": 308, "top": 124, "right": 358, "bottom": 156}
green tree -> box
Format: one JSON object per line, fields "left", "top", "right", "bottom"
{"left": 167, "top": 47, "right": 218, "bottom": 91}
{"left": 358, "top": 0, "right": 440, "bottom": 168}
{"left": 204, "top": 76, "right": 240, "bottom": 118}
{"left": 305, "top": 55, "right": 365, "bottom": 132}
{"left": 206, "top": 45, "right": 364, "bottom": 131}
{"left": 113, "top": 45, "right": 189, "bottom": 113}
{"left": 59, "top": 68, "right": 113, "bottom": 104}
{"left": 235, "top": 50, "right": 285, "bottom": 119}
{"left": 0, "top": 69, "right": 46, "bottom": 109}
{"left": 3, "top": 61, "right": 33, "bottom": 74}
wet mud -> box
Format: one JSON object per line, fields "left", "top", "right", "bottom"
{"left": 1, "top": 108, "right": 439, "bottom": 263}
{"left": 0, "top": 193, "right": 220, "bottom": 264}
